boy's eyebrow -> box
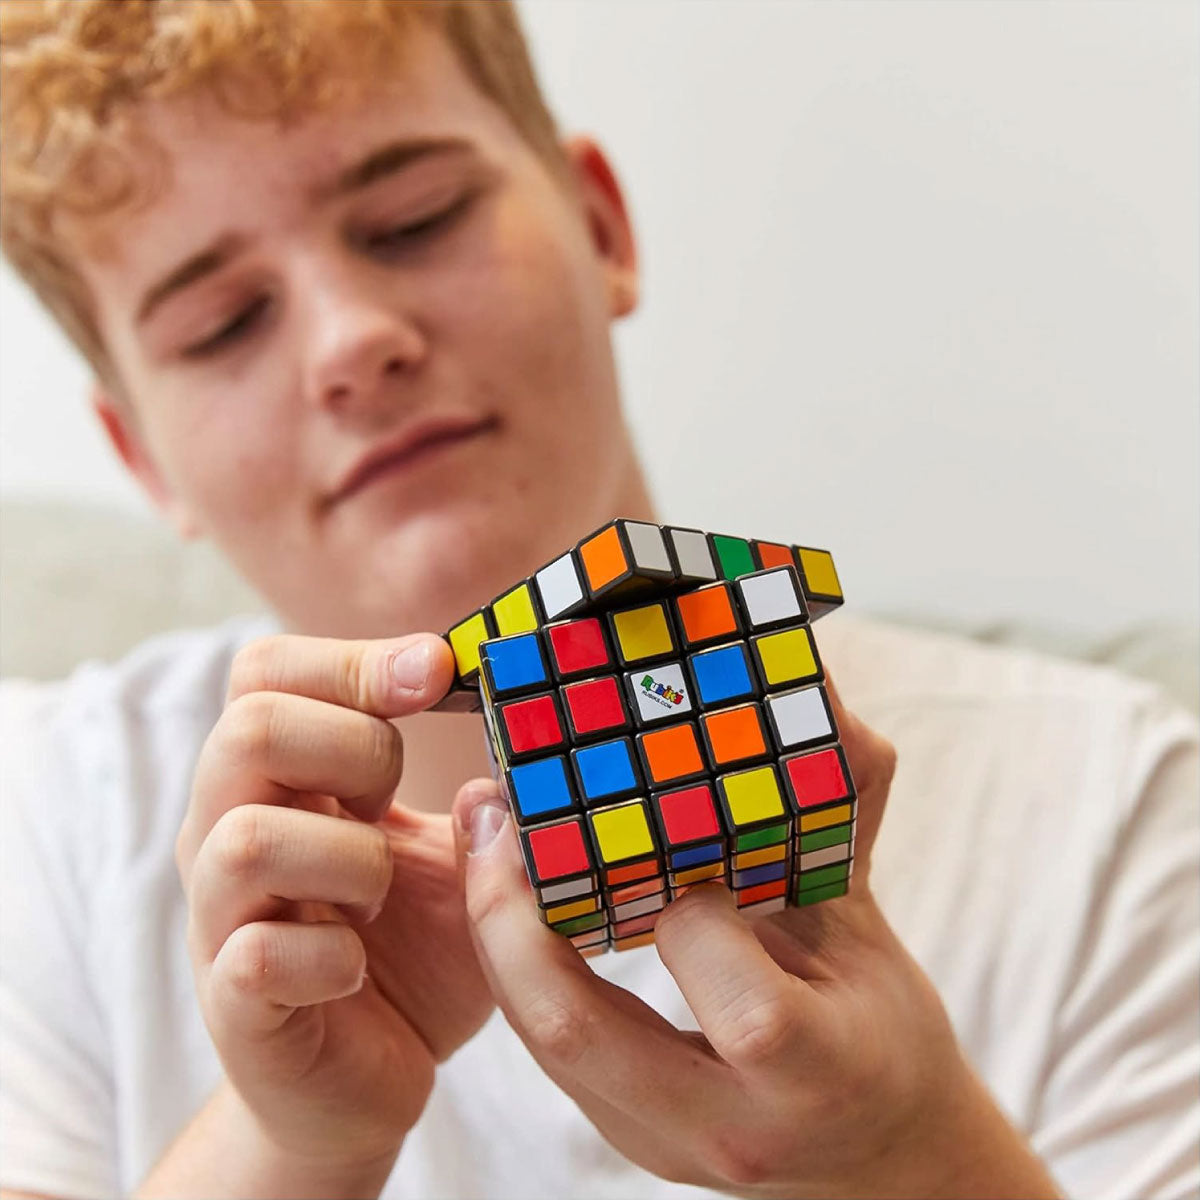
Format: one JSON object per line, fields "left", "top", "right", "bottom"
{"left": 136, "top": 232, "right": 246, "bottom": 325}
{"left": 136, "top": 138, "right": 475, "bottom": 325}
{"left": 314, "top": 135, "right": 475, "bottom": 201}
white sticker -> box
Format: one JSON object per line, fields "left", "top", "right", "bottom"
{"left": 538, "top": 875, "right": 598, "bottom": 904}
{"left": 740, "top": 895, "right": 787, "bottom": 919}
{"left": 609, "top": 891, "right": 666, "bottom": 921}
{"left": 767, "top": 686, "right": 833, "bottom": 748}
{"left": 624, "top": 521, "right": 672, "bottom": 574}
{"left": 669, "top": 528, "right": 718, "bottom": 581}
{"left": 535, "top": 552, "right": 584, "bottom": 619}
{"left": 739, "top": 568, "right": 804, "bottom": 628}
{"left": 798, "top": 842, "right": 851, "bottom": 870}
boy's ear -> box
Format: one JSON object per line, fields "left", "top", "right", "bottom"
{"left": 562, "top": 136, "right": 639, "bottom": 319}
{"left": 91, "top": 385, "right": 202, "bottom": 540}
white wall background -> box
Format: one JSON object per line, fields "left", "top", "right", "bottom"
{"left": 2, "top": 0, "right": 1196, "bottom": 637}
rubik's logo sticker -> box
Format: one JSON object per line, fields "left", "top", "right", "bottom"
{"left": 437, "top": 520, "right": 852, "bottom": 954}
{"left": 639, "top": 671, "right": 686, "bottom": 708}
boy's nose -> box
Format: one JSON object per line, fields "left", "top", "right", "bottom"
{"left": 306, "top": 299, "right": 428, "bottom": 419}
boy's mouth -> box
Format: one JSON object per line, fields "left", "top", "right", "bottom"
{"left": 324, "top": 413, "right": 500, "bottom": 508}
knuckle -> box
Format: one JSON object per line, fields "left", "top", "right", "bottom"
{"left": 361, "top": 823, "right": 394, "bottom": 893}
{"left": 466, "top": 871, "right": 508, "bottom": 928}
{"left": 226, "top": 635, "right": 286, "bottom": 699}
{"left": 704, "top": 1128, "right": 774, "bottom": 1188}
{"left": 523, "top": 993, "right": 593, "bottom": 1067}
{"left": 364, "top": 714, "right": 403, "bottom": 778}
{"left": 336, "top": 648, "right": 375, "bottom": 712}
{"left": 211, "top": 806, "right": 279, "bottom": 883}
{"left": 220, "top": 691, "right": 282, "bottom": 766}
{"left": 714, "top": 992, "right": 801, "bottom": 1071}
{"left": 331, "top": 928, "right": 368, "bottom": 987}
{"left": 220, "top": 924, "right": 279, "bottom": 998}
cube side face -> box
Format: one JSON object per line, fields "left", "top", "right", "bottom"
{"left": 446, "top": 521, "right": 853, "bottom": 952}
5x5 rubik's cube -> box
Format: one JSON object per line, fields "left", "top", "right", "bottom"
{"left": 437, "top": 521, "right": 856, "bottom": 955}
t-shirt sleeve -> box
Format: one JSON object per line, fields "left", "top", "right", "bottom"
{"left": 1032, "top": 695, "right": 1200, "bottom": 1199}
{"left": 0, "top": 679, "right": 120, "bottom": 1199}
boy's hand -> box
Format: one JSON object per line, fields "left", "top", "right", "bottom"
{"left": 176, "top": 633, "right": 492, "bottom": 1182}
{"left": 453, "top": 680, "right": 1061, "bottom": 1199}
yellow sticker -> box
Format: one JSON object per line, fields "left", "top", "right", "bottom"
{"left": 799, "top": 803, "right": 853, "bottom": 832}
{"left": 591, "top": 803, "right": 655, "bottom": 863}
{"left": 671, "top": 861, "right": 727, "bottom": 885}
{"left": 756, "top": 627, "right": 818, "bottom": 686}
{"left": 447, "top": 612, "right": 490, "bottom": 679}
{"left": 733, "top": 843, "right": 788, "bottom": 870}
{"left": 545, "top": 896, "right": 601, "bottom": 924}
{"left": 612, "top": 603, "right": 674, "bottom": 663}
{"left": 492, "top": 583, "right": 539, "bottom": 637}
{"left": 722, "top": 766, "right": 786, "bottom": 826}
{"left": 614, "top": 930, "right": 657, "bottom": 951}
{"left": 797, "top": 547, "right": 842, "bottom": 599}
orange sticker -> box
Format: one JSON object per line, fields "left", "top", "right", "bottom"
{"left": 703, "top": 705, "right": 767, "bottom": 766}
{"left": 580, "top": 525, "right": 628, "bottom": 591}
{"left": 755, "top": 542, "right": 793, "bottom": 570}
{"left": 675, "top": 582, "right": 739, "bottom": 644}
{"left": 641, "top": 722, "right": 705, "bottom": 784}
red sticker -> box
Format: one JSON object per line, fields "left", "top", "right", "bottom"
{"left": 526, "top": 819, "right": 591, "bottom": 880}
{"left": 501, "top": 694, "right": 564, "bottom": 755}
{"left": 547, "top": 618, "right": 611, "bottom": 676}
{"left": 563, "top": 676, "right": 627, "bottom": 735}
{"left": 737, "top": 878, "right": 788, "bottom": 906}
{"left": 655, "top": 783, "right": 721, "bottom": 844}
{"left": 784, "top": 748, "right": 849, "bottom": 807}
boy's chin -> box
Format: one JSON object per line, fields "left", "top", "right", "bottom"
{"left": 340, "top": 512, "right": 533, "bottom": 634}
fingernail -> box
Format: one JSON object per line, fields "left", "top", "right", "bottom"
{"left": 390, "top": 641, "right": 434, "bottom": 693}
{"left": 468, "top": 799, "right": 508, "bottom": 855}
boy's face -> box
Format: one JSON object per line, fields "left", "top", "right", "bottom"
{"left": 68, "top": 27, "right": 643, "bottom": 637}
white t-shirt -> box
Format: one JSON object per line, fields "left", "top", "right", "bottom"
{"left": 2, "top": 613, "right": 1197, "bottom": 1200}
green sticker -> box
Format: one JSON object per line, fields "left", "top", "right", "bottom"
{"left": 794, "top": 878, "right": 849, "bottom": 906}
{"left": 735, "top": 822, "right": 790, "bottom": 851}
{"left": 799, "top": 824, "right": 852, "bottom": 853}
{"left": 712, "top": 535, "right": 757, "bottom": 580}
{"left": 551, "top": 911, "right": 607, "bottom": 935}
{"left": 796, "top": 861, "right": 850, "bottom": 892}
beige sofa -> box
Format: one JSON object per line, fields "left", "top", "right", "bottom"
{"left": 2, "top": 499, "right": 1196, "bottom": 716}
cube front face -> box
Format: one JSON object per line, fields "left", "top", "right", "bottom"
{"left": 439, "top": 520, "right": 854, "bottom": 952}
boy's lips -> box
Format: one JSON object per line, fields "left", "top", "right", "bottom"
{"left": 324, "top": 414, "right": 499, "bottom": 508}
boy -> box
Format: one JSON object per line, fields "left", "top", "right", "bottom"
{"left": 1, "top": 2, "right": 1195, "bottom": 1197}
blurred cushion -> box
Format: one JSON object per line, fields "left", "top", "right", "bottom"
{"left": 0, "top": 498, "right": 262, "bottom": 681}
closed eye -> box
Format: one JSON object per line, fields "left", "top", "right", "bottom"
{"left": 361, "top": 192, "right": 474, "bottom": 256}
{"left": 181, "top": 294, "right": 270, "bottom": 359}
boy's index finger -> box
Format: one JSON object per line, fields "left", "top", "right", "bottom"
{"left": 225, "top": 632, "right": 456, "bottom": 718}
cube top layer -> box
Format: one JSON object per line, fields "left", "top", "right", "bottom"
{"left": 438, "top": 520, "right": 842, "bottom": 706}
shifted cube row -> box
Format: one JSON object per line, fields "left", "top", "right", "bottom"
{"left": 437, "top": 522, "right": 844, "bottom": 710}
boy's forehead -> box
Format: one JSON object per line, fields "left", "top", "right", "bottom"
{"left": 62, "top": 24, "right": 530, "bottom": 282}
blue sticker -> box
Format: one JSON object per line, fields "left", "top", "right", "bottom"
{"left": 690, "top": 644, "right": 755, "bottom": 706}
{"left": 508, "top": 757, "right": 575, "bottom": 821}
{"left": 572, "top": 739, "right": 639, "bottom": 802}
{"left": 484, "top": 633, "right": 548, "bottom": 695}
{"left": 669, "top": 842, "right": 725, "bottom": 870}
{"left": 732, "top": 859, "right": 788, "bottom": 889}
